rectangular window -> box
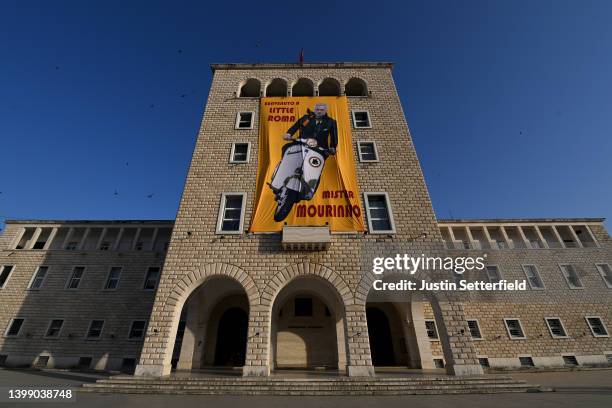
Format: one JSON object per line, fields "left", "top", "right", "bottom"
{"left": 143, "top": 267, "right": 160, "bottom": 290}
{"left": 230, "top": 143, "right": 250, "bottom": 163}
{"left": 29, "top": 266, "right": 48, "bottom": 289}
{"left": 235, "top": 112, "right": 254, "bottom": 129}
{"left": 433, "top": 358, "right": 444, "bottom": 368}
{"left": 128, "top": 321, "right": 147, "bottom": 339}
{"left": 467, "top": 319, "right": 483, "bottom": 339}
{"left": 364, "top": 193, "right": 395, "bottom": 233}
{"left": 5, "top": 318, "right": 24, "bottom": 337}
{"left": 519, "top": 356, "right": 534, "bottom": 367}
{"left": 0, "top": 265, "right": 14, "bottom": 289}
{"left": 357, "top": 141, "right": 378, "bottom": 162}
{"left": 65, "top": 241, "right": 78, "bottom": 250}
{"left": 562, "top": 355, "right": 578, "bottom": 366}
{"left": 45, "top": 319, "right": 64, "bottom": 338}
{"left": 294, "top": 298, "right": 313, "bottom": 317}
{"left": 86, "top": 320, "right": 105, "bottom": 339}
{"left": 585, "top": 316, "right": 609, "bottom": 337}
{"left": 522, "top": 265, "right": 545, "bottom": 289}
{"left": 595, "top": 264, "right": 612, "bottom": 288}
{"left": 425, "top": 320, "right": 439, "bottom": 339}
{"left": 66, "top": 267, "right": 85, "bottom": 289}
{"left": 485, "top": 265, "right": 502, "bottom": 283}
{"left": 105, "top": 267, "right": 122, "bottom": 290}
{"left": 216, "top": 193, "right": 246, "bottom": 234}
{"left": 478, "top": 357, "right": 490, "bottom": 368}
{"left": 351, "top": 111, "right": 371, "bottom": 128}
{"left": 504, "top": 318, "right": 526, "bottom": 339}
{"left": 559, "top": 264, "right": 583, "bottom": 289}
{"left": 545, "top": 318, "right": 568, "bottom": 338}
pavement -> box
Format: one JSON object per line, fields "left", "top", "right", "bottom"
{"left": 0, "top": 368, "right": 611, "bottom": 408}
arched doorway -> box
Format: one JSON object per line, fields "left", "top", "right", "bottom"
{"left": 214, "top": 307, "right": 248, "bottom": 366}
{"left": 366, "top": 307, "right": 395, "bottom": 366}
{"left": 270, "top": 276, "right": 347, "bottom": 371}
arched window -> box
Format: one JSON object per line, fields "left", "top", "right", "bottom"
{"left": 345, "top": 77, "right": 368, "bottom": 97}
{"left": 318, "top": 78, "right": 341, "bottom": 96}
{"left": 239, "top": 78, "right": 261, "bottom": 97}
{"left": 266, "top": 78, "right": 288, "bottom": 97}
{"left": 291, "top": 78, "right": 314, "bottom": 97}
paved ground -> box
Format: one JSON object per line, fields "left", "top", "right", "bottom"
{"left": 0, "top": 368, "right": 611, "bottom": 408}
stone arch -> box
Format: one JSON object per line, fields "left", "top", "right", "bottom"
{"left": 345, "top": 77, "right": 369, "bottom": 97}
{"left": 265, "top": 78, "right": 288, "bottom": 97}
{"left": 239, "top": 78, "right": 261, "bottom": 97}
{"left": 318, "top": 77, "right": 341, "bottom": 96}
{"left": 291, "top": 78, "right": 315, "bottom": 97}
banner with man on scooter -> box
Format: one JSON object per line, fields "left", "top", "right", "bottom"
{"left": 250, "top": 96, "right": 365, "bottom": 232}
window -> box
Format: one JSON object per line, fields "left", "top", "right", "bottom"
{"left": 485, "top": 265, "right": 502, "bottom": 283}
{"left": 143, "top": 267, "right": 160, "bottom": 290}
{"left": 105, "top": 267, "right": 122, "bottom": 290}
{"left": 545, "top": 318, "right": 568, "bottom": 338}
{"left": 35, "top": 356, "right": 49, "bottom": 368}
{"left": 230, "top": 143, "right": 250, "bottom": 163}
{"left": 29, "top": 266, "right": 48, "bottom": 289}
{"left": 128, "top": 321, "right": 147, "bottom": 339}
{"left": 364, "top": 193, "right": 395, "bottom": 233}
{"left": 65, "top": 241, "right": 78, "bottom": 250}
{"left": 235, "top": 112, "right": 254, "bottom": 129}
{"left": 504, "top": 318, "right": 526, "bottom": 339}
{"left": 596, "top": 264, "right": 612, "bottom": 288}
{"left": 357, "top": 141, "right": 378, "bottom": 162}
{"left": 5, "top": 318, "right": 24, "bottom": 337}
{"left": 66, "top": 267, "right": 85, "bottom": 289}
{"left": 351, "top": 111, "right": 371, "bottom": 128}
{"left": 86, "top": 320, "right": 104, "bottom": 339}
{"left": 433, "top": 358, "right": 444, "bottom": 368}
{"left": 478, "top": 358, "right": 490, "bottom": 368}
{"left": 425, "top": 320, "right": 439, "bottom": 340}
{"left": 559, "top": 264, "right": 583, "bottom": 289}
{"left": 562, "top": 355, "right": 578, "bottom": 366}
{"left": 467, "top": 319, "right": 483, "bottom": 339}
{"left": 294, "top": 298, "right": 313, "bottom": 317}
{"left": 99, "top": 241, "right": 111, "bottom": 251}
{"left": 519, "top": 356, "right": 534, "bottom": 367}
{"left": 45, "top": 319, "right": 64, "bottom": 338}
{"left": 585, "top": 316, "right": 609, "bottom": 337}
{"left": 216, "top": 193, "right": 246, "bottom": 234}
{"left": 522, "top": 265, "right": 545, "bottom": 289}
{"left": 0, "top": 265, "right": 14, "bottom": 289}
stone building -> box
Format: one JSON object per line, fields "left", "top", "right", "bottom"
{"left": 0, "top": 63, "right": 610, "bottom": 378}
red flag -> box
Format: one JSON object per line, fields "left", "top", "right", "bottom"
{"left": 299, "top": 48, "right": 304, "bottom": 64}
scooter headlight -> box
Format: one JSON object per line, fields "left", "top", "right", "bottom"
{"left": 306, "top": 138, "right": 318, "bottom": 148}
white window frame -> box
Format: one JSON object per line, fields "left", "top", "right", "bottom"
{"left": 65, "top": 266, "right": 85, "bottom": 290}
{"left": 357, "top": 141, "right": 379, "bottom": 162}
{"left": 4, "top": 318, "right": 25, "bottom": 337}
{"left": 503, "top": 318, "right": 526, "bottom": 340}
{"left": 424, "top": 319, "right": 439, "bottom": 340}
{"left": 85, "top": 320, "right": 105, "bottom": 340}
{"left": 485, "top": 265, "right": 502, "bottom": 283}
{"left": 103, "top": 266, "right": 122, "bottom": 290}
{"left": 142, "top": 266, "right": 161, "bottom": 291}
{"left": 559, "top": 264, "right": 584, "bottom": 289}
{"left": 522, "top": 264, "right": 545, "bottom": 290}
{"left": 44, "top": 319, "right": 65, "bottom": 339}
{"left": 363, "top": 192, "right": 396, "bottom": 234}
{"left": 351, "top": 110, "right": 372, "bottom": 129}
{"left": 466, "top": 319, "right": 484, "bottom": 340}
{"left": 127, "top": 320, "right": 148, "bottom": 340}
{"left": 229, "top": 142, "right": 251, "bottom": 164}
{"left": 0, "top": 265, "right": 15, "bottom": 289}
{"left": 595, "top": 263, "right": 612, "bottom": 289}
{"left": 216, "top": 192, "right": 247, "bottom": 235}
{"left": 585, "top": 316, "right": 609, "bottom": 338}
{"left": 544, "top": 317, "right": 569, "bottom": 339}
{"left": 28, "top": 266, "right": 49, "bottom": 290}
{"left": 235, "top": 111, "right": 254, "bottom": 129}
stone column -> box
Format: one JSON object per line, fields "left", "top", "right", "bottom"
{"left": 431, "top": 300, "right": 483, "bottom": 376}
{"left": 242, "top": 304, "right": 270, "bottom": 376}
{"left": 176, "top": 295, "right": 200, "bottom": 370}
{"left": 345, "top": 304, "right": 375, "bottom": 377}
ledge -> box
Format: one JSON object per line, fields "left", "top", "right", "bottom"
{"left": 282, "top": 226, "right": 330, "bottom": 250}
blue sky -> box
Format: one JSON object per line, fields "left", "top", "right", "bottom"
{"left": 1, "top": 0, "right": 611, "bottom": 230}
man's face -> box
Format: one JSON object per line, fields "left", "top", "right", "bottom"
{"left": 314, "top": 104, "right": 327, "bottom": 118}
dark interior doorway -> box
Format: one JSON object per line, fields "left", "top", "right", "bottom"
{"left": 214, "top": 307, "right": 248, "bottom": 366}
{"left": 366, "top": 307, "right": 396, "bottom": 366}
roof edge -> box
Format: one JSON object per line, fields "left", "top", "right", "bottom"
{"left": 4, "top": 219, "right": 175, "bottom": 225}
{"left": 210, "top": 62, "right": 394, "bottom": 72}
{"left": 438, "top": 218, "right": 605, "bottom": 224}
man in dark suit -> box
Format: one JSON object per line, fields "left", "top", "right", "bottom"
{"left": 283, "top": 103, "right": 338, "bottom": 154}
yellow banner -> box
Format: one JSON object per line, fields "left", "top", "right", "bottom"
{"left": 250, "top": 96, "right": 365, "bottom": 232}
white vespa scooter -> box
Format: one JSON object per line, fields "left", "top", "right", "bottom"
{"left": 269, "top": 136, "right": 332, "bottom": 222}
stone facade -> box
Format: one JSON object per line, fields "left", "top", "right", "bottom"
{"left": 0, "top": 63, "right": 610, "bottom": 378}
